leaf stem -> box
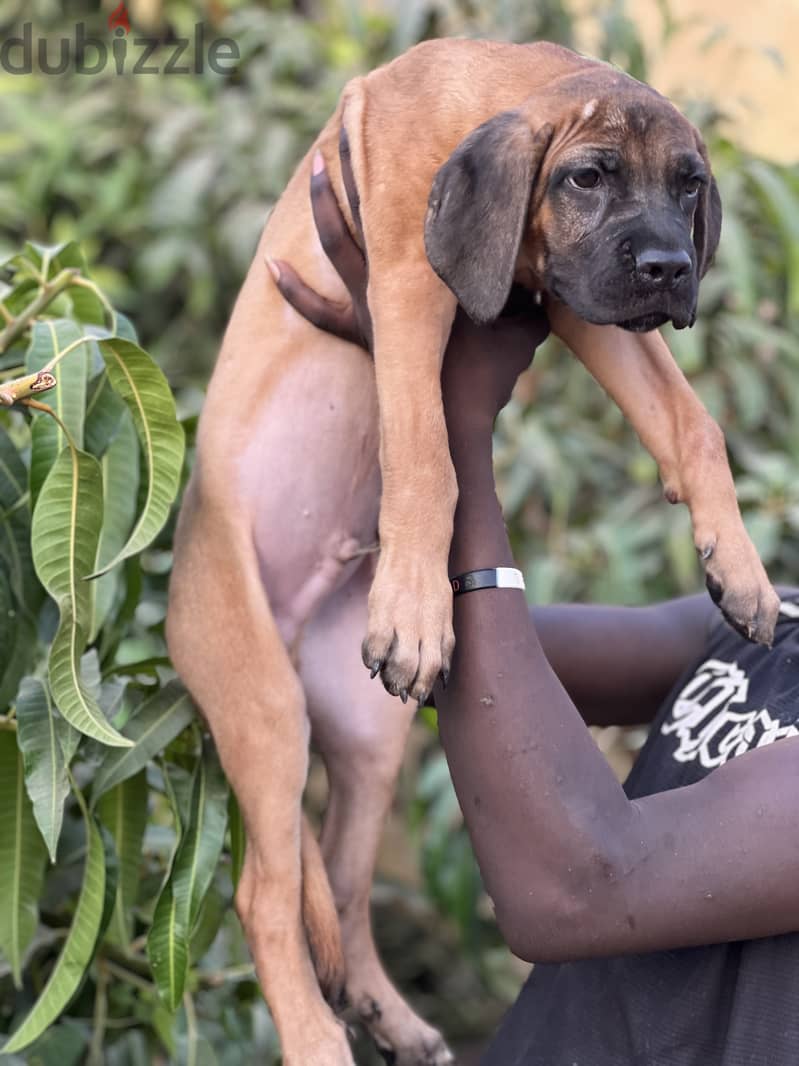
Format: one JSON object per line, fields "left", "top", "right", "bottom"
{"left": 70, "top": 277, "right": 119, "bottom": 335}
{"left": 41, "top": 334, "right": 92, "bottom": 375}
{"left": 184, "top": 990, "right": 198, "bottom": 1066}
{"left": 19, "top": 399, "right": 79, "bottom": 453}
{"left": 102, "top": 958, "right": 155, "bottom": 996}
{"left": 197, "top": 962, "right": 256, "bottom": 987}
{"left": 87, "top": 960, "right": 108, "bottom": 1066}
{"left": 0, "top": 269, "right": 79, "bottom": 355}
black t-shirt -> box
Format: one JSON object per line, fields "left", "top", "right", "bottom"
{"left": 483, "top": 598, "right": 799, "bottom": 1066}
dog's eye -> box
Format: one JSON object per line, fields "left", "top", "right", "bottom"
{"left": 683, "top": 177, "right": 702, "bottom": 197}
{"left": 568, "top": 168, "right": 602, "bottom": 190}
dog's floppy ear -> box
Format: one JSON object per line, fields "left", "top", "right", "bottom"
{"left": 693, "top": 140, "right": 722, "bottom": 279}
{"left": 425, "top": 111, "right": 553, "bottom": 324}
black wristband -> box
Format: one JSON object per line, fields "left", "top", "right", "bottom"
{"left": 450, "top": 567, "right": 525, "bottom": 596}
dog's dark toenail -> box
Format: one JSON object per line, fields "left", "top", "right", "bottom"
{"left": 700, "top": 544, "right": 714, "bottom": 561}
{"left": 370, "top": 660, "right": 382, "bottom": 679}
{"left": 705, "top": 575, "right": 723, "bottom": 606}
{"left": 400, "top": 688, "right": 409, "bottom": 704}
{"left": 441, "top": 668, "right": 449, "bottom": 689}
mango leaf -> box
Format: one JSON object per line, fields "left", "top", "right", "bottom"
{"left": 725, "top": 349, "right": 770, "bottom": 429}
{"left": 15, "top": 677, "right": 77, "bottom": 863}
{"left": 180, "top": 742, "right": 228, "bottom": 932}
{"left": 0, "top": 731, "right": 48, "bottom": 987}
{"left": 83, "top": 373, "right": 126, "bottom": 459}
{"left": 716, "top": 208, "right": 758, "bottom": 315}
{"left": 96, "top": 821, "right": 122, "bottom": 952}
{"left": 746, "top": 160, "right": 799, "bottom": 318}
{"left": 146, "top": 768, "right": 185, "bottom": 1013}
{"left": 114, "top": 313, "right": 139, "bottom": 344}
{"left": 32, "top": 446, "right": 130, "bottom": 747}
{"left": 11, "top": 1018, "right": 88, "bottom": 1066}
{"left": 0, "top": 572, "right": 13, "bottom": 684}
{"left": 228, "top": 791, "right": 245, "bottom": 891}
{"left": 189, "top": 882, "right": 226, "bottom": 964}
{"left": 1, "top": 785, "right": 107, "bottom": 1055}
{"left": 14, "top": 240, "right": 86, "bottom": 281}
{"left": 26, "top": 319, "right": 89, "bottom": 505}
{"left": 0, "top": 424, "right": 39, "bottom": 613}
{"left": 148, "top": 740, "right": 228, "bottom": 1009}
{"left": 0, "top": 611, "right": 37, "bottom": 710}
{"left": 90, "top": 413, "right": 140, "bottom": 642}
{"left": 92, "top": 338, "right": 185, "bottom": 576}
{"left": 97, "top": 770, "right": 148, "bottom": 948}
{"left": 91, "top": 681, "right": 196, "bottom": 802}
{"left": 0, "top": 427, "right": 39, "bottom": 706}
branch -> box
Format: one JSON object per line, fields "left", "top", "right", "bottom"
{"left": 0, "top": 370, "right": 57, "bottom": 407}
{"left": 0, "top": 268, "right": 79, "bottom": 354}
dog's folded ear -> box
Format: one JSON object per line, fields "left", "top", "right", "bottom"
{"left": 693, "top": 175, "right": 722, "bottom": 279}
{"left": 693, "top": 137, "right": 722, "bottom": 279}
{"left": 425, "top": 111, "right": 553, "bottom": 324}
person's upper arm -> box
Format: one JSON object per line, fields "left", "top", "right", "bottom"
{"left": 532, "top": 594, "right": 715, "bottom": 727}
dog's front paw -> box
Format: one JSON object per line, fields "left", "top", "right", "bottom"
{"left": 696, "top": 521, "right": 780, "bottom": 646}
{"left": 362, "top": 557, "right": 454, "bottom": 703}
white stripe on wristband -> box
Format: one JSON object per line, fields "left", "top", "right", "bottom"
{"left": 450, "top": 567, "right": 526, "bottom": 596}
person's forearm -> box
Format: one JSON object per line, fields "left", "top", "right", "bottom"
{"left": 437, "top": 426, "right": 637, "bottom": 959}
{"left": 531, "top": 597, "right": 712, "bottom": 727}
{"left": 437, "top": 427, "right": 799, "bottom": 962}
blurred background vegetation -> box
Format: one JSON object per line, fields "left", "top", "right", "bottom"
{"left": 0, "top": 0, "right": 797, "bottom": 1062}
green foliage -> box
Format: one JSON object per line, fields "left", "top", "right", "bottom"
{"left": 0, "top": 244, "right": 239, "bottom": 1060}
{"left": 0, "top": 731, "right": 48, "bottom": 989}
{"left": 147, "top": 741, "right": 228, "bottom": 1010}
{"left": 1, "top": 785, "right": 110, "bottom": 1056}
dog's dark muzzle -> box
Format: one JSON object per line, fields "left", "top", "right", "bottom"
{"left": 633, "top": 246, "right": 692, "bottom": 293}
{"left": 614, "top": 232, "right": 698, "bottom": 330}
{"left": 548, "top": 233, "right": 698, "bottom": 333}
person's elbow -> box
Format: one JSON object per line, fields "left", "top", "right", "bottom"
{"left": 489, "top": 840, "right": 632, "bottom": 963}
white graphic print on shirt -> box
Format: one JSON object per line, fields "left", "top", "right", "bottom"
{"left": 661, "top": 658, "right": 799, "bottom": 770}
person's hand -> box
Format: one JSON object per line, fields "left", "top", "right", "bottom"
{"left": 441, "top": 291, "right": 549, "bottom": 443}
{"left": 271, "top": 144, "right": 550, "bottom": 433}
{"left": 269, "top": 140, "right": 372, "bottom": 351}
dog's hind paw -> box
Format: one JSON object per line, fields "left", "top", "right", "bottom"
{"left": 363, "top": 559, "right": 455, "bottom": 702}
{"left": 376, "top": 1038, "right": 455, "bottom": 1066}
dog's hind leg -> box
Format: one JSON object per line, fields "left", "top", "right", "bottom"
{"left": 167, "top": 489, "right": 353, "bottom": 1066}
{"left": 301, "top": 557, "right": 455, "bottom": 1066}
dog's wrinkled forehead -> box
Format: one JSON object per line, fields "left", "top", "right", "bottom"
{"left": 544, "top": 82, "right": 699, "bottom": 173}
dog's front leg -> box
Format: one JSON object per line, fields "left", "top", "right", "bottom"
{"left": 550, "top": 302, "right": 780, "bottom": 645}
{"left": 363, "top": 268, "right": 459, "bottom": 701}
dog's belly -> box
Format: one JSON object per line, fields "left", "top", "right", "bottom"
{"left": 239, "top": 335, "right": 381, "bottom": 648}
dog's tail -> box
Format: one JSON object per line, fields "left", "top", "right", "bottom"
{"left": 301, "top": 814, "right": 347, "bottom": 1010}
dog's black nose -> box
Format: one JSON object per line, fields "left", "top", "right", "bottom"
{"left": 634, "top": 248, "right": 692, "bottom": 290}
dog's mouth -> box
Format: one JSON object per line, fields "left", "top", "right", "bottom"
{"left": 548, "top": 271, "right": 697, "bottom": 334}
{"left": 615, "top": 311, "right": 671, "bottom": 333}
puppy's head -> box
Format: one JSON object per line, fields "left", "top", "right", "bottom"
{"left": 424, "top": 70, "right": 721, "bottom": 332}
